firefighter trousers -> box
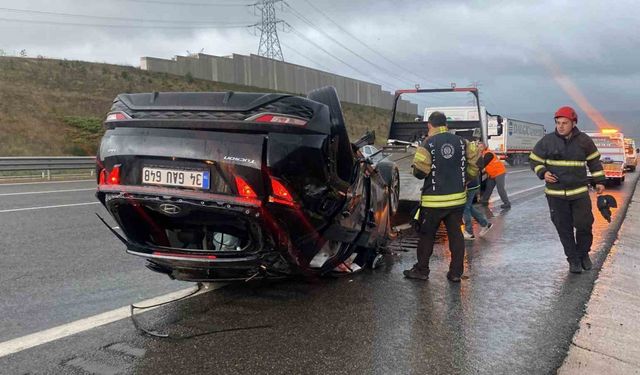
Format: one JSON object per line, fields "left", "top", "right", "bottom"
{"left": 546, "top": 194, "right": 594, "bottom": 260}
{"left": 415, "top": 206, "right": 465, "bottom": 277}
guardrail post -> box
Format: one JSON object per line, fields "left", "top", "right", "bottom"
{"left": 46, "top": 169, "right": 51, "bottom": 180}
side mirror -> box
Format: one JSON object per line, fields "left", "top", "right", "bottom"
{"left": 636, "top": 148, "right": 639, "bottom": 153}
{"left": 495, "top": 116, "right": 504, "bottom": 137}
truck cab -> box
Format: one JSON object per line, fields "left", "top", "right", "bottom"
{"left": 585, "top": 129, "right": 626, "bottom": 185}
{"left": 624, "top": 138, "right": 637, "bottom": 172}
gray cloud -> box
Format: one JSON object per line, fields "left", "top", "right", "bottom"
{"left": 1, "top": 0, "right": 638, "bottom": 131}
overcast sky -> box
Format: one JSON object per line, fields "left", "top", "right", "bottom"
{"left": 1, "top": 0, "right": 639, "bottom": 133}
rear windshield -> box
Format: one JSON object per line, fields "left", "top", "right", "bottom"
{"left": 591, "top": 136, "right": 623, "bottom": 148}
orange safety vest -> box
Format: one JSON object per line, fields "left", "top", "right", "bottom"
{"left": 483, "top": 150, "right": 506, "bottom": 178}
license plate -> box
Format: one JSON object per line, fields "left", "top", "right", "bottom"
{"left": 142, "top": 167, "right": 210, "bottom": 189}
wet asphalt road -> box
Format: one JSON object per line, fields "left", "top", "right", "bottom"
{"left": 0, "top": 180, "right": 189, "bottom": 343}
{"left": 0, "top": 169, "right": 637, "bottom": 374}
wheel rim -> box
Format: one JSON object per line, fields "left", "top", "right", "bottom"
{"left": 389, "top": 170, "right": 400, "bottom": 214}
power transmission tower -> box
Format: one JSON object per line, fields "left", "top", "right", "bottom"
{"left": 255, "top": 0, "right": 285, "bottom": 60}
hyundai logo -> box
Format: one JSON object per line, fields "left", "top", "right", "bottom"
{"left": 159, "top": 203, "right": 181, "bottom": 215}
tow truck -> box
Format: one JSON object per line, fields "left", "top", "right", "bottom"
{"left": 384, "top": 87, "right": 500, "bottom": 207}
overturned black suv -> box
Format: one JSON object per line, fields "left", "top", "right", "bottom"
{"left": 96, "top": 86, "right": 399, "bottom": 282}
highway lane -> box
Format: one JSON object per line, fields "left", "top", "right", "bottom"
{"left": 0, "top": 181, "right": 189, "bottom": 343}
{"left": 0, "top": 180, "right": 97, "bottom": 212}
{"left": 0, "top": 174, "right": 634, "bottom": 374}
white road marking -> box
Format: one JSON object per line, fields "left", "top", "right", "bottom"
{"left": 0, "top": 202, "right": 100, "bottom": 213}
{"left": 0, "top": 179, "right": 94, "bottom": 186}
{"left": 0, "top": 188, "right": 95, "bottom": 196}
{"left": 488, "top": 184, "right": 545, "bottom": 203}
{"left": 0, "top": 284, "right": 221, "bottom": 358}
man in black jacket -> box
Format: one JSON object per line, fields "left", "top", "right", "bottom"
{"left": 529, "top": 106, "right": 605, "bottom": 273}
{"left": 404, "top": 111, "right": 480, "bottom": 282}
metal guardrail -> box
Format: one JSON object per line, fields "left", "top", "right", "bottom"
{"left": 0, "top": 156, "right": 95, "bottom": 172}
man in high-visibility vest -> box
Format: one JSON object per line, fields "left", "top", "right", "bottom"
{"left": 529, "top": 106, "right": 605, "bottom": 273}
{"left": 404, "top": 111, "right": 480, "bottom": 282}
{"left": 479, "top": 142, "right": 511, "bottom": 208}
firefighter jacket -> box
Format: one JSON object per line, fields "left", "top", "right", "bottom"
{"left": 482, "top": 150, "right": 506, "bottom": 178}
{"left": 529, "top": 127, "right": 605, "bottom": 199}
{"left": 411, "top": 127, "right": 480, "bottom": 208}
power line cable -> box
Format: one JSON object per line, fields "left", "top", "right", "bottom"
{"left": 283, "top": 2, "right": 413, "bottom": 88}
{"left": 280, "top": 40, "right": 333, "bottom": 72}
{"left": 0, "top": 17, "right": 250, "bottom": 29}
{"left": 298, "top": 0, "right": 445, "bottom": 88}
{"left": 0, "top": 7, "right": 249, "bottom": 25}
{"left": 288, "top": 28, "right": 398, "bottom": 89}
{"left": 108, "top": 0, "right": 252, "bottom": 7}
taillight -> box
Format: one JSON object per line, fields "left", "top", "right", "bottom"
{"left": 98, "top": 165, "right": 121, "bottom": 185}
{"left": 253, "top": 114, "right": 307, "bottom": 126}
{"left": 105, "top": 112, "right": 131, "bottom": 121}
{"left": 234, "top": 176, "right": 258, "bottom": 199}
{"left": 108, "top": 165, "right": 121, "bottom": 185}
{"left": 99, "top": 169, "right": 107, "bottom": 185}
{"left": 269, "top": 177, "right": 296, "bottom": 207}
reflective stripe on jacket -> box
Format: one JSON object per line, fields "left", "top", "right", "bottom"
{"left": 413, "top": 127, "right": 469, "bottom": 208}
{"left": 529, "top": 127, "right": 605, "bottom": 200}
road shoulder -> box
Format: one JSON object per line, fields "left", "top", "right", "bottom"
{"left": 558, "top": 178, "right": 640, "bottom": 374}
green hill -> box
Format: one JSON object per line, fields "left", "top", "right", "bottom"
{"left": 0, "top": 57, "right": 400, "bottom": 156}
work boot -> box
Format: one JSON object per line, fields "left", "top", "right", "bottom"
{"left": 446, "top": 272, "right": 462, "bottom": 283}
{"left": 581, "top": 255, "right": 593, "bottom": 270}
{"left": 568, "top": 259, "right": 582, "bottom": 274}
{"left": 403, "top": 267, "right": 429, "bottom": 280}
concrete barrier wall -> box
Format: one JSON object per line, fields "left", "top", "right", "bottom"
{"left": 140, "top": 53, "right": 417, "bottom": 114}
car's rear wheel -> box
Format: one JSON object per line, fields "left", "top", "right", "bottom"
{"left": 389, "top": 167, "right": 400, "bottom": 217}
{"left": 307, "top": 86, "right": 354, "bottom": 183}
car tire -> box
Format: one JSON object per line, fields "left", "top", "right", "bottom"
{"left": 370, "top": 253, "right": 384, "bottom": 269}
{"left": 308, "top": 86, "right": 354, "bottom": 182}
{"left": 307, "top": 86, "right": 346, "bottom": 129}
{"left": 389, "top": 167, "right": 400, "bottom": 217}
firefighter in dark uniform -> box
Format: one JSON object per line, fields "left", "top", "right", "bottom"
{"left": 404, "top": 111, "right": 480, "bottom": 282}
{"left": 529, "top": 106, "right": 606, "bottom": 273}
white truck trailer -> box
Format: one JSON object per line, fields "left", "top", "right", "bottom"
{"left": 487, "top": 118, "right": 545, "bottom": 165}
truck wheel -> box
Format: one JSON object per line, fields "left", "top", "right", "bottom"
{"left": 506, "top": 156, "right": 515, "bottom": 166}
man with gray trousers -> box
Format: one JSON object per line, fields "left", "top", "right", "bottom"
{"left": 479, "top": 141, "right": 511, "bottom": 209}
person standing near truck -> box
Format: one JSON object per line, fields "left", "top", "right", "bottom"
{"left": 479, "top": 141, "right": 511, "bottom": 208}
{"left": 529, "top": 106, "right": 606, "bottom": 273}
{"left": 463, "top": 156, "right": 493, "bottom": 240}
{"left": 404, "top": 111, "right": 480, "bottom": 282}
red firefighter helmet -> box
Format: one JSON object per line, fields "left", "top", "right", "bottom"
{"left": 554, "top": 106, "right": 578, "bottom": 123}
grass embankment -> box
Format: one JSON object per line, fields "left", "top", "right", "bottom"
{"left": 0, "top": 57, "right": 406, "bottom": 156}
